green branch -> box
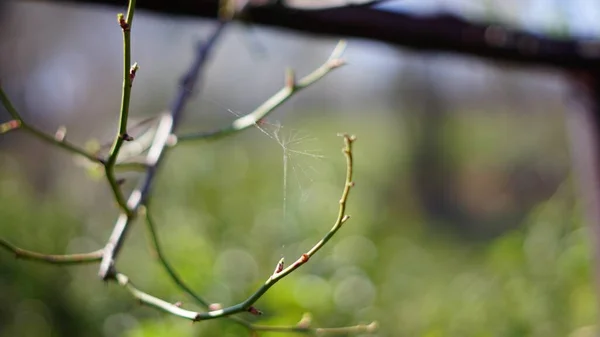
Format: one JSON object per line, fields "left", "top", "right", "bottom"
{"left": 193, "top": 134, "right": 356, "bottom": 321}
{"left": 115, "top": 273, "right": 200, "bottom": 321}
{"left": 0, "top": 239, "right": 103, "bottom": 264}
{"left": 104, "top": 0, "right": 138, "bottom": 215}
{"left": 175, "top": 40, "right": 347, "bottom": 142}
{"left": 126, "top": 135, "right": 375, "bottom": 334}
{"left": 0, "top": 86, "right": 103, "bottom": 164}
{"left": 142, "top": 206, "right": 211, "bottom": 308}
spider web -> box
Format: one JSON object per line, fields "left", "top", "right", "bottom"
{"left": 226, "top": 108, "right": 326, "bottom": 224}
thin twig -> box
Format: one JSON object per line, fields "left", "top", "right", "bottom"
{"left": 0, "top": 239, "right": 103, "bottom": 264}
{"left": 175, "top": 40, "right": 347, "bottom": 142}
{"left": 0, "top": 86, "right": 104, "bottom": 164}
{"left": 115, "top": 272, "right": 200, "bottom": 321}
{"left": 143, "top": 206, "right": 299, "bottom": 332}
{"left": 98, "top": 21, "right": 228, "bottom": 280}
{"left": 104, "top": 0, "right": 138, "bottom": 215}
{"left": 130, "top": 135, "right": 374, "bottom": 335}
{"left": 189, "top": 134, "right": 356, "bottom": 321}
{"left": 142, "top": 207, "right": 211, "bottom": 308}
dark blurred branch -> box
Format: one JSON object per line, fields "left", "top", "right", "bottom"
{"left": 36, "top": 0, "right": 600, "bottom": 72}
{"left": 565, "top": 72, "right": 600, "bottom": 320}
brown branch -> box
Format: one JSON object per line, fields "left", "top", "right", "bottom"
{"left": 37, "top": 0, "right": 600, "bottom": 72}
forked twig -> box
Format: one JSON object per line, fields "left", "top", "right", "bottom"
{"left": 0, "top": 0, "right": 374, "bottom": 333}
{"left": 97, "top": 20, "right": 227, "bottom": 280}
{"left": 175, "top": 40, "right": 347, "bottom": 142}
{"left": 135, "top": 135, "right": 376, "bottom": 335}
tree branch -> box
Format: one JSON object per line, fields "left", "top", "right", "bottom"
{"left": 176, "top": 39, "right": 347, "bottom": 142}
{"left": 0, "top": 239, "right": 103, "bottom": 264}
{"left": 37, "top": 0, "right": 600, "bottom": 72}
{"left": 98, "top": 21, "right": 228, "bottom": 280}
{"left": 133, "top": 135, "right": 373, "bottom": 335}
{"left": 166, "top": 134, "right": 356, "bottom": 322}
{"left": 104, "top": 0, "right": 138, "bottom": 215}
{"left": 0, "top": 86, "right": 104, "bottom": 164}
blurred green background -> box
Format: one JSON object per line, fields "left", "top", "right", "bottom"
{"left": 0, "top": 0, "right": 599, "bottom": 336}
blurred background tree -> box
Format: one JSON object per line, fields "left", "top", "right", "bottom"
{"left": 0, "top": 0, "right": 599, "bottom": 336}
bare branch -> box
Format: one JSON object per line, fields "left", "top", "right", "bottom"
{"left": 0, "top": 239, "right": 103, "bottom": 264}
{"left": 42, "top": 0, "right": 600, "bottom": 71}
{"left": 165, "top": 134, "right": 357, "bottom": 321}
{"left": 176, "top": 40, "right": 347, "bottom": 142}
{"left": 142, "top": 206, "right": 211, "bottom": 308}
{"left": 98, "top": 21, "right": 228, "bottom": 280}
{"left": 104, "top": 0, "right": 139, "bottom": 215}
{"left": 135, "top": 136, "right": 372, "bottom": 335}
{"left": 115, "top": 272, "right": 201, "bottom": 321}
{"left": 0, "top": 86, "right": 104, "bottom": 164}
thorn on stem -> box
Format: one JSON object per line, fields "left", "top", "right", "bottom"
{"left": 173, "top": 301, "right": 183, "bottom": 307}
{"left": 121, "top": 133, "right": 134, "bottom": 141}
{"left": 117, "top": 13, "right": 130, "bottom": 30}
{"left": 341, "top": 215, "right": 350, "bottom": 223}
{"left": 273, "top": 257, "right": 285, "bottom": 275}
{"left": 129, "top": 62, "right": 139, "bottom": 83}
{"left": 247, "top": 306, "right": 263, "bottom": 316}
{"left": 297, "top": 312, "right": 312, "bottom": 329}
{"left": 0, "top": 120, "right": 21, "bottom": 134}
{"left": 166, "top": 134, "right": 178, "bottom": 147}
{"left": 116, "top": 178, "right": 126, "bottom": 186}
{"left": 54, "top": 125, "right": 67, "bottom": 142}
{"left": 366, "top": 321, "right": 379, "bottom": 333}
{"left": 209, "top": 303, "right": 222, "bottom": 311}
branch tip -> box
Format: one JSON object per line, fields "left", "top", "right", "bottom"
{"left": 297, "top": 312, "right": 312, "bottom": 328}
{"left": 129, "top": 62, "right": 139, "bottom": 82}
{"left": 54, "top": 125, "right": 67, "bottom": 142}
{"left": 273, "top": 257, "right": 285, "bottom": 275}
{"left": 117, "top": 13, "right": 129, "bottom": 30}
{"left": 366, "top": 321, "right": 379, "bottom": 333}
{"left": 209, "top": 303, "right": 223, "bottom": 311}
{"left": 166, "top": 134, "right": 178, "bottom": 147}
{"left": 0, "top": 119, "right": 21, "bottom": 134}
{"left": 247, "top": 306, "right": 263, "bottom": 316}
{"left": 285, "top": 67, "right": 296, "bottom": 89}
{"left": 328, "top": 40, "right": 348, "bottom": 61}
